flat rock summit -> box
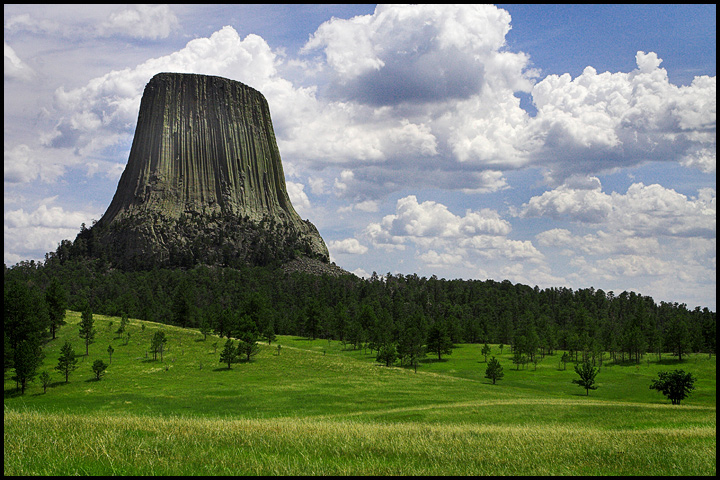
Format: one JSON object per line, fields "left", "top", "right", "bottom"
{"left": 80, "top": 72, "right": 341, "bottom": 274}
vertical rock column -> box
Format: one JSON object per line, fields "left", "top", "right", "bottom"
{"left": 93, "top": 72, "right": 329, "bottom": 267}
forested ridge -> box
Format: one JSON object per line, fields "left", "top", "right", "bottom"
{"left": 5, "top": 254, "right": 715, "bottom": 374}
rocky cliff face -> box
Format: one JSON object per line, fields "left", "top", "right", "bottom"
{"left": 85, "top": 72, "right": 331, "bottom": 270}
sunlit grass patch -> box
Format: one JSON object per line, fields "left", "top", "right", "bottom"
{"left": 4, "top": 408, "right": 715, "bottom": 475}
{"left": 4, "top": 312, "right": 716, "bottom": 475}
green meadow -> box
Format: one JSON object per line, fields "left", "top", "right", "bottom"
{"left": 4, "top": 311, "right": 716, "bottom": 475}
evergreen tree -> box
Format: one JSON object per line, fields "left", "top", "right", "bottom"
{"left": 303, "top": 300, "right": 322, "bottom": 340}
{"left": 198, "top": 314, "right": 212, "bottom": 341}
{"left": 3, "top": 255, "right": 717, "bottom": 372}
{"left": 237, "top": 330, "right": 260, "bottom": 362}
{"left": 92, "top": 359, "right": 108, "bottom": 380}
{"left": 345, "top": 317, "right": 365, "bottom": 350}
{"left": 376, "top": 343, "right": 398, "bottom": 367}
{"left": 56, "top": 341, "right": 78, "bottom": 383}
{"left": 481, "top": 343, "right": 491, "bottom": 362}
{"left": 524, "top": 323, "right": 540, "bottom": 364}
{"left": 150, "top": 331, "right": 167, "bottom": 361}
{"left": 397, "top": 318, "right": 426, "bottom": 372}
{"left": 513, "top": 335, "right": 527, "bottom": 370}
{"left": 664, "top": 314, "right": 691, "bottom": 361}
{"left": 13, "top": 339, "right": 43, "bottom": 394}
{"left": 369, "top": 309, "right": 394, "bottom": 354}
{"left": 214, "top": 308, "right": 234, "bottom": 339}
{"left": 219, "top": 339, "right": 237, "bottom": 368}
{"left": 560, "top": 351, "right": 570, "bottom": 370}
{"left": 263, "top": 322, "right": 276, "bottom": 345}
{"left": 623, "top": 325, "right": 647, "bottom": 364}
{"left": 485, "top": 356, "right": 504, "bottom": 384}
{"left": 5, "top": 277, "right": 50, "bottom": 389}
{"left": 116, "top": 312, "right": 129, "bottom": 335}
{"left": 172, "top": 277, "right": 195, "bottom": 328}
{"left": 39, "top": 370, "right": 52, "bottom": 393}
{"left": 357, "top": 303, "right": 378, "bottom": 349}
{"left": 426, "top": 322, "right": 453, "bottom": 360}
{"left": 245, "top": 292, "right": 271, "bottom": 335}
{"left": 334, "top": 302, "right": 351, "bottom": 344}
{"left": 699, "top": 307, "right": 715, "bottom": 358}
{"left": 45, "top": 277, "right": 68, "bottom": 339}
{"left": 572, "top": 360, "right": 599, "bottom": 395}
{"left": 512, "top": 348, "right": 526, "bottom": 370}
{"left": 4, "top": 331, "right": 12, "bottom": 375}
{"left": 79, "top": 304, "right": 95, "bottom": 355}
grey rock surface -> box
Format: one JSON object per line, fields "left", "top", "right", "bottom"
{"left": 89, "top": 73, "right": 331, "bottom": 270}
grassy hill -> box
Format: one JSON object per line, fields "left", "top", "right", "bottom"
{"left": 4, "top": 311, "right": 716, "bottom": 475}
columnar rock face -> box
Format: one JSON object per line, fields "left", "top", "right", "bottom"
{"left": 88, "top": 72, "right": 330, "bottom": 270}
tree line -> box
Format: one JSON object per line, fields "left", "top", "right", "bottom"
{"left": 4, "top": 256, "right": 715, "bottom": 394}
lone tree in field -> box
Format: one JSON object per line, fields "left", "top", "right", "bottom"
{"left": 150, "top": 331, "right": 167, "bottom": 361}
{"left": 649, "top": 370, "right": 696, "bottom": 405}
{"left": 481, "top": 343, "right": 491, "bottom": 363}
{"left": 485, "top": 356, "right": 504, "bottom": 384}
{"left": 220, "top": 339, "right": 237, "bottom": 369}
{"left": 91, "top": 359, "right": 108, "bottom": 380}
{"left": 39, "top": 370, "right": 52, "bottom": 393}
{"left": 116, "top": 312, "right": 129, "bottom": 335}
{"left": 572, "top": 360, "right": 598, "bottom": 395}
{"left": 79, "top": 305, "right": 95, "bottom": 355}
{"left": 56, "top": 340, "right": 78, "bottom": 383}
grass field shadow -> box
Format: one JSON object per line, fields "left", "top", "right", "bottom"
{"left": 3, "top": 386, "right": 23, "bottom": 398}
{"left": 420, "top": 358, "right": 449, "bottom": 364}
{"left": 654, "top": 358, "right": 692, "bottom": 366}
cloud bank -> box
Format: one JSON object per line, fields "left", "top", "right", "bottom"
{"left": 3, "top": 4, "right": 716, "bottom": 309}
{"left": 12, "top": 6, "right": 713, "bottom": 203}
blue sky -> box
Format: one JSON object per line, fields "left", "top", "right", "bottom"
{"left": 4, "top": 4, "right": 716, "bottom": 309}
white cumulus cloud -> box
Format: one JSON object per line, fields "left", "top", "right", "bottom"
{"left": 364, "top": 195, "right": 541, "bottom": 269}
{"left": 522, "top": 179, "right": 716, "bottom": 238}
{"left": 98, "top": 4, "right": 179, "bottom": 40}
{"left": 4, "top": 203, "right": 100, "bottom": 259}
{"left": 303, "top": 4, "right": 531, "bottom": 105}
{"left": 329, "top": 238, "right": 368, "bottom": 255}
{"left": 48, "top": 26, "right": 284, "bottom": 161}
{"left": 528, "top": 52, "right": 716, "bottom": 181}
{"left": 286, "top": 181, "right": 311, "bottom": 217}
{"left": 4, "top": 42, "right": 36, "bottom": 81}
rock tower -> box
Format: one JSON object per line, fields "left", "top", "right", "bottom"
{"left": 85, "top": 72, "right": 331, "bottom": 270}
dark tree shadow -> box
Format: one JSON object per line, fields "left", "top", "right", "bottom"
{"left": 420, "top": 358, "right": 449, "bottom": 364}
{"left": 4, "top": 387, "right": 23, "bottom": 398}
{"left": 655, "top": 358, "right": 687, "bottom": 366}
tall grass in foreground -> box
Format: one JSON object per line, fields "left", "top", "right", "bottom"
{"left": 4, "top": 407, "right": 715, "bottom": 475}
{"left": 4, "top": 313, "right": 716, "bottom": 475}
